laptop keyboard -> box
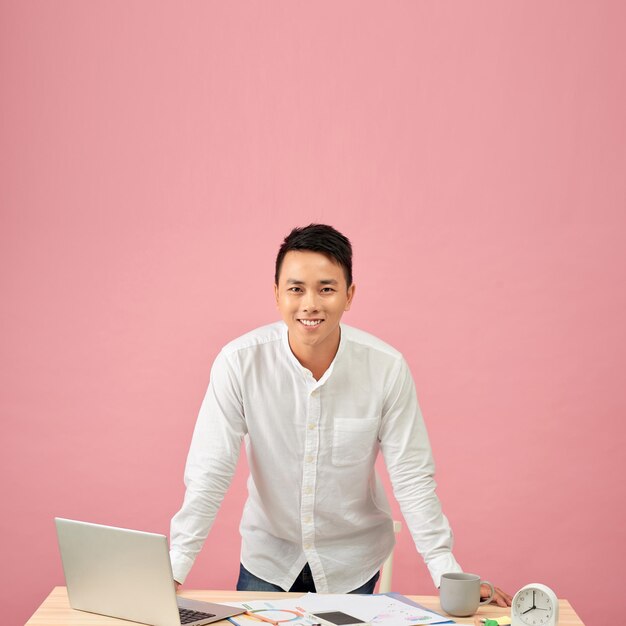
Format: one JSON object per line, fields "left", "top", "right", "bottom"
{"left": 179, "top": 608, "right": 216, "bottom": 624}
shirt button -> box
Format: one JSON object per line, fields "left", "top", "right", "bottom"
{"left": 304, "top": 543, "right": 311, "bottom": 550}
{"left": 304, "top": 517, "right": 312, "bottom": 524}
{"left": 305, "top": 455, "right": 314, "bottom": 463}
{"left": 308, "top": 423, "right": 316, "bottom": 430}
{"left": 304, "top": 487, "right": 313, "bottom": 495}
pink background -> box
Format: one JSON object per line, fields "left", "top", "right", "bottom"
{"left": 2, "top": 2, "right": 625, "bottom": 625}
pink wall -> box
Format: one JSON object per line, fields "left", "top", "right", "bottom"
{"left": 2, "top": 2, "right": 625, "bottom": 625}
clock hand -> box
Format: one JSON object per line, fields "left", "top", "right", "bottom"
{"left": 522, "top": 607, "right": 535, "bottom": 615}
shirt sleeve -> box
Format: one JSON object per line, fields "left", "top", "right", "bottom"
{"left": 169, "top": 349, "right": 247, "bottom": 584}
{"left": 378, "top": 357, "right": 463, "bottom": 589}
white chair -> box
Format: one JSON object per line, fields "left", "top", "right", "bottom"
{"left": 378, "top": 520, "right": 402, "bottom": 593}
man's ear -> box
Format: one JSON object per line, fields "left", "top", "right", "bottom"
{"left": 345, "top": 283, "right": 356, "bottom": 311}
{"left": 274, "top": 283, "right": 279, "bottom": 307}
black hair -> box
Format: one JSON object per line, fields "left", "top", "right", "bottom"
{"left": 275, "top": 224, "right": 353, "bottom": 288}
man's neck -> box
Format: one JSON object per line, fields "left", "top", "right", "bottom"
{"left": 289, "top": 334, "right": 340, "bottom": 381}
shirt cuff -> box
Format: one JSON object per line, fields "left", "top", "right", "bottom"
{"left": 427, "top": 553, "right": 463, "bottom": 589}
{"left": 169, "top": 550, "right": 195, "bottom": 585}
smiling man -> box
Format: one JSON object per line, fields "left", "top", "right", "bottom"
{"left": 169, "top": 224, "right": 511, "bottom": 604}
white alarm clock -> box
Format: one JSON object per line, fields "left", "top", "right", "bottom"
{"left": 511, "top": 583, "right": 559, "bottom": 626}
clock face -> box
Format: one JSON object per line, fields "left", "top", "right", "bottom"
{"left": 514, "top": 588, "right": 554, "bottom": 626}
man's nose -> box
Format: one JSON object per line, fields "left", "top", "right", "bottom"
{"left": 302, "top": 292, "right": 320, "bottom": 312}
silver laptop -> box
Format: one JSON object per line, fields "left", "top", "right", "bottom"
{"left": 55, "top": 518, "right": 245, "bottom": 626}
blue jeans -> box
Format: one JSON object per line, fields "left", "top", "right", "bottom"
{"left": 236, "top": 563, "right": 380, "bottom": 594}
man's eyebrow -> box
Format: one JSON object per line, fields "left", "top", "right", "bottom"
{"left": 285, "top": 278, "right": 339, "bottom": 285}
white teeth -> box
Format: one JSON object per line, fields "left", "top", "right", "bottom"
{"left": 300, "top": 319, "right": 322, "bottom": 326}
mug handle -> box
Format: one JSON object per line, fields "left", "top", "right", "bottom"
{"left": 479, "top": 580, "right": 495, "bottom": 605}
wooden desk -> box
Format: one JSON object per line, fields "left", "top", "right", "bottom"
{"left": 25, "top": 587, "right": 586, "bottom": 626}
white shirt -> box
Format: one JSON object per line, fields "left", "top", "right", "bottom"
{"left": 170, "top": 322, "right": 462, "bottom": 592}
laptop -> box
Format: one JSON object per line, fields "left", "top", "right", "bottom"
{"left": 55, "top": 518, "right": 245, "bottom": 626}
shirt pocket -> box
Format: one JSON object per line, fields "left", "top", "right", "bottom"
{"left": 332, "top": 417, "right": 380, "bottom": 467}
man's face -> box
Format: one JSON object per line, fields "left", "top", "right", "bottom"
{"left": 274, "top": 250, "right": 355, "bottom": 354}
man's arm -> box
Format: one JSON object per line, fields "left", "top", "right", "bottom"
{"left": 170, "top": 350, "right": 247, "bottom": 585}
{"left": 379, "top": 358, "right": 512, "bottom": 606}
{"left": 378, "top": 357, "right": 462, "bottom": 588}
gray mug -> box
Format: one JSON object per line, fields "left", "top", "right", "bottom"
{"left": 439, "top": 572, "right": 495, "bottom": 617}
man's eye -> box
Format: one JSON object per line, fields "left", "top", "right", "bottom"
{"left": 321, "top": 287, "right": 335, "bottom": 293}
{"left": 288, "top": 287, "right": 302, "bottom": 293}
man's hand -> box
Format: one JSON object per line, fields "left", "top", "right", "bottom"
{"left": 482, "top": 583, "right": 512, "bottom": 607}
{"left": 174, "top": 581, "right": 181, "bottom": 592}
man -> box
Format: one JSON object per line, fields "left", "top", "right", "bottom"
{"left": 170, "top": 224, "right": 511, "bottom": 604}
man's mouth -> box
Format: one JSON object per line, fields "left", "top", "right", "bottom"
{"left": 298, "top": 319, "right": 323, "bottom": 327}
